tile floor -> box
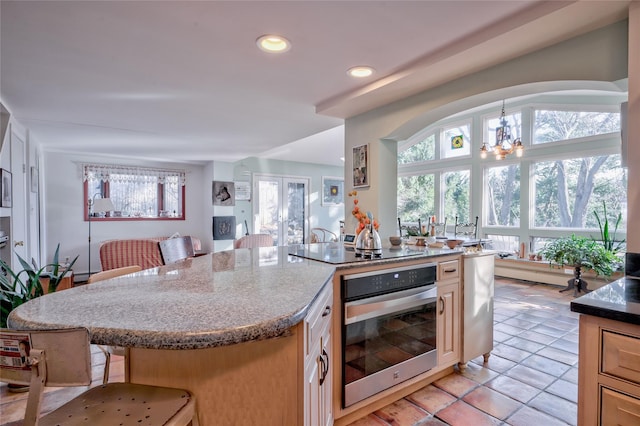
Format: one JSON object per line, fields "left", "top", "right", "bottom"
{"left": 0, "top": 277, "right": 580, "bottom": 425}
{"left": 345, "top": 277, "right": 580, "bottom": 426}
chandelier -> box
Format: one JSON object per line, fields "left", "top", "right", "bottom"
{"left": 479, "top": 101, "right": 524, "bottom": 160}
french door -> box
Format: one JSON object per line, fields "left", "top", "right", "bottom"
{"left": 254, "top": 174, "right": 309, "bottom": 246}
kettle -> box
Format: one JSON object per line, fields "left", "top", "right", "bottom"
{"left": 355, "top": 219, "right": 382, "bottom": 258}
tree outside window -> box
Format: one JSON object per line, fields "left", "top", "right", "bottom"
{"left": 443, "top": 170, "right": 470, "bottom": 224}
{"left": 486, "top": 164, "right": 520, "bottom": 227}
{"left": 534, "top": 110, "right": 620, "bottom": 144}
{"left": 533, "top": 155, "right": 626, "bottom": 229}
{"left": 397, "top": 174, "right": 435, "bottom": 222}
{"left": 398, "top": 134, "right": 435, "bottom": 164}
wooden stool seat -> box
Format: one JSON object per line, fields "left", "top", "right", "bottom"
{"left": 39, "top": 382, "right": 196, "bottom": 426}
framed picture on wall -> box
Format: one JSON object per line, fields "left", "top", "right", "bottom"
{"left": 212, "top": 181, "right": 235, "bottom": 206}
{"left": 0, "top": 169, "right": 11, "bottom": 207}
{"left": 353, "top": 144, "right": 369, "bottom": 188}
{"left": 235, "top": 181, "right": 251, "bottom": 201}
{"left": 322, "top": 176, "right": 344, "bottom": 206}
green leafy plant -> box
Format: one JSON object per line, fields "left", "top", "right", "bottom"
{"left": 540, "top": 234, "right": 619, "bottom": 277}
{"left": 593, "top": 200, "right": 625, "bottom": 254}
{"left": 0, "top": 244, "right": 77, "bottom": 327}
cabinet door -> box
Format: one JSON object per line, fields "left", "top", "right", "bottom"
{"left": 304, "top": 342, "right": 321, "bottom": 426}
{"left": 437, "top": 280, "right": 460, "bottom": 366}
{"left": 320, "top": 330, "right": 333, "bottom": 426}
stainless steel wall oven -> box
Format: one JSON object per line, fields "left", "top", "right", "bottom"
{"left": 341, "top": 263, "right": 438, "bottom": 407}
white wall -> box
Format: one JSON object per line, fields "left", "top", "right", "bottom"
{"left": 42, "top": 151, "right": 208, "bottom": 277}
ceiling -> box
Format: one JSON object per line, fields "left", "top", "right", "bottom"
{"left": 0, "top": 1, "right": 631, "bottom": 167}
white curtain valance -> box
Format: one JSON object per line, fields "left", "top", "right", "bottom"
{"left": 82, "top": 163, "right": 186, "bottom": 186}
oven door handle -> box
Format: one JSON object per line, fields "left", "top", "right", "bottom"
{"left": 344, "top": 286, "right": 437, "bottom": 324}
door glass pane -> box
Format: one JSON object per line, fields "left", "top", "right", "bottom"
{"left": 443, "top": 170, "right": 470, "bottom": 224}
{"left": 287, "top": 182, "right": 306, "bottom": 245}
{"left": 485, "top": 165, "right": 520, "bottom": 226}
{"left": 257, "top": 180, "right": 280, "bottom": 245}
{"left": 397, "top": 174, "right": 435, "bottom": 222}
{"left": 441, "top": 123, "right": 471, "bottom": 159}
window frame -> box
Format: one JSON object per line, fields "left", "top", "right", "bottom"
{"left": 83, "top": 170, "right": 186, "bottom": 222}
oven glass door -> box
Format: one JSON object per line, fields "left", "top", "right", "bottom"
{"left": 343, "top": 285, "right": 437, "bottom": 405}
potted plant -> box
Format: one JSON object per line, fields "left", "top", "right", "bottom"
{"left": 540, "top": 234, "right": 618, "bottom": 296}
{"left": 1, "top": 244, "right": 78, "bottom": 328}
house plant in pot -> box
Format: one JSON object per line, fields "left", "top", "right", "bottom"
{"left": 0, "top": 244, "right": 77, "bottom": 391}
{"left": 539, "top": 234, "right": 618, "bottom": 296}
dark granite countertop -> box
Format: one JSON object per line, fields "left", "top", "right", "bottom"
{"left": 570, "top": 277, "right": 640, "bottom": 325}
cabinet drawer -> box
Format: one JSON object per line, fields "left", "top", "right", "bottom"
{"left": 438, "top": 260, "right": 460, "bottom": 281}
{"left": 602, "top": 331, "right": 640, "bottom": 385}
{"left": 601, "top": 387, "right": 640, "bottom": 425}
{"left": 306, "top": 284, "right": 333, "bottom": 356}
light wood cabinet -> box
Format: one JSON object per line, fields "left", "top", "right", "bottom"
{"left": 578, "top": 314, "right": 640, "bottom": 425}
{"left": 304, "top": 283, "right": 333, "bottom": 426}
{"left": 437, "top": 278, "right": 460, "bottom": 367}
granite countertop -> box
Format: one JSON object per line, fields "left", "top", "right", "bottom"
{"left": 570, "top": 277, "right": 640, "bottom": 325}
{"left": 8, "top": 247, "right": 335, "bottom": 350}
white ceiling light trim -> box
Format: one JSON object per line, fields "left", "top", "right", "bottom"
{"left": 347, "top": 66, "right": 375, "bottom": 78}
{"left": 256, "top": 34, "right": 291, "bottom": 53}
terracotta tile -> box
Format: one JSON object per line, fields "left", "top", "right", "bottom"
{"left": 458, "top": 361, "right": 499, "bottom": 384}
{"left": 517, "top": 330, "right": 557, "bottom": 345}
{"left": 521, "top": 308, "right": 558, "bottom": 320}
{"left": 521, "top": 354, "right": 571, "bottom": 377}
{"left": 546, "top": 379, "right": 578, "bottom": 403}
{"left": 493, "top": 313, "right": 511, "bottom": 322}
{"left": 433, "top": 373, "right": 479, "bottom": 397}
{"left": 537, "top": 346, "right": 578, "bottom": 366}
{"left": 549, "top": 337, "right": 578, "bottom": 354}
{"left": 472, "top": 353, "right": 517, "bottom": 373}
{"left": 506, "top": 365, "right": 556, "bottom": 389}
{"left": 406, "top": 384, "right": 456, "bottom": 414}
{"left": 435, "top": 400, "right": 501, "bottom": 426}
{"left": 413, "top": 418, "right": 448, "bottom": 425}
{"left": 543, "top": 318, "right": 577, "bottom": 331}
{"left": 462, "top": 386, "right": 522, "bottom": 420}
{"left": 503, "top": 336, "right": 545, "bottom": 353}
{"left": 485, "top": 375, "right": 541, "bottom": 404}
{"left": 374, "top": 399, "right": 429, "bottom": 425}
{"left": 494, "top": 323, "right": 526, "bottom": 336}
{"left": 562, "top": 332, "right": 579, "bottom": 343}
{"left": 527, "top": 391, "right": 577, "bottom": 425}
{"left": 492, "top": 330, "right": 511, "bottom": 343}
{"left": 346, "top": 414, "right": 390, "bottom": 426}
{"left": 492, "top": 343, "right": 532, "bottom": 363}
{"left": 505, "top": 405, "right": 572, "bottom": 426}
{"left": 503, "top": 317, "right": 538, "bottom": 330}
{"left": 531, "top": 324, "right": 567, "bottom": 338}
{"left": 560, "top": 367, "right": 578, "bottom": 384}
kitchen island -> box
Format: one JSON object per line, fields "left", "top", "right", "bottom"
{"left": 571, "top": 278, "right": 640, "bottom": 425}
{"left": 8, "top": 244, "right": 470, "bottom": 425}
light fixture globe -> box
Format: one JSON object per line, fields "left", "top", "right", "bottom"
{"left": 480, "top": 100, "right": 524, "bottom": 160}
{"left": 256, "top": 34, "right": 291, "bottom": 53}
{"left": 347, "top": 66, "right": 375, "bottom": 78}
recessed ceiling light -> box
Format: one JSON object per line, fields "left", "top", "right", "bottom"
{"left": 347, "top": 66, "right": 375, "bottom": 78}
{"left": 256, "top": 35, "right": 291, "bottom": 53}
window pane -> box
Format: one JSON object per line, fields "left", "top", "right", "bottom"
{"left": 109, "top": 174, "right": 159, "bottom": 217}
{"left": 162, "top": 176, "right": 182, "bottom": 217}
{"left": 485, "top": 164, "right": 520, "bottom": 226}
{"left": 533, "top": 110, "right": 620, "bottom": 144}
{"left": 398, "top": 134, "right": 435, "bottom": 164}
{"left": 443, "top": 170, "right": 470, "bottom": 223}
{"left": 486, "top": 234, "right": 519, "bottom": 253}
{"left": 533, "top": 155, "right": 627, "bottom": 228}
{"left": 441, "top": 124, "right": 470, "bottom": 159}
{"left": 397, "top": 174, "right": 435, "bottom": 222}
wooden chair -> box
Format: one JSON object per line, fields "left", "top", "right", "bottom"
{"left": 87, "top": 265, "right": 143, "bottom": 383}
{"left": 234, "top": 234, "right": 274, "bottom": 249}
{"left": 159, "top": 236, "right": 195, "bottom": 264}
{"left": 87, "top": 265, "right": 143, "bottom": 284}
{"left": 0, "top": 327, "right": 198, "bottom": 426}
{"left": 310, "top": 227, "right": 338, "bottom": 243}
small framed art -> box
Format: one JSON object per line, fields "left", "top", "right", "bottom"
{"left": 322, "top": 176, "right": 343, "bottom": 206}
{"left": 0, "top": 169, "right": 11, "bottom": 207}
{"left": 352, "top": 144, "right": 369, "bottom": 188}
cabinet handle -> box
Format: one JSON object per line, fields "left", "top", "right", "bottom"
{"left": 319, "top": 348, "right": 329, "bottom": 386}
{"left": 443, "top": 268, "right": 456, "bottom": 273}
{"left": 439, "top": 296, "right": 445, "bottom": 314}
{"left": 322, "top": 306, "right": 331, "bottom": 317}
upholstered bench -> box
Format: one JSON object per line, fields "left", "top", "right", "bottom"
{"left": 99, "top": 236, "right": 202, "bottom": 271}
